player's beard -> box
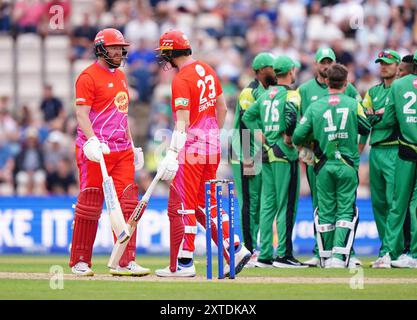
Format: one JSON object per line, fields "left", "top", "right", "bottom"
{"left": 291, "top": 72, "right": 296, "bottom": 84}
{"left": 318, "top": 69, "right": 328, "bottom": 79}
{"left": 265, "top": 74, "right": 277, "bottom": 86}
{"left": 106, "top": 56, "right": 122, "bottom": 68}
{"left": 381, "top": 69, "right": 397, "bottom": 81}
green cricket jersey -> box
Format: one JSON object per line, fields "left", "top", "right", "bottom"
{"left": 241, "top": 85, "right": 300, "bottom": 162}
{"left": 293, "top": 93, "right": 371, "bottom": 169}
{"left": 383, "top": 74, "right": 417, "bottom": 160}
{"left": 231, "top": 79, "right": 268, "bottom": 163}
{"left": 360, "top": 83, "right": 399, "bottom": 146}
{"left": 297, "top": 78, "right": 362, "bottom": 116}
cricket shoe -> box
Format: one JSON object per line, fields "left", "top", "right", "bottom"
{"left": 350, "top": 256, "right": 362, "bottom": 266}
{"left": 155, "top": 263, "right": 196, "bottom": 278}
{"left": 273, "top": 256, "right": 309, "bottom": 268}
{"left": 324, "top": 257, "right": 346, "bottom": 269}
{"left": 71, "top": 262, "right": 94, "bottom": 276}
{"left": 110, "top": 261, "right": 150, "bottom": 277}
{"left": 245, "top": 250, "right": 260, "bottom": 268}
{"left": 254, "top": 259, "right": 274, "bottom": 268}
{"left": 371, "top": 253, "right": 391, "bottom": 269}
{"left": 391, "top": 254, "right": 417, "bottom": 268}
{"left": 303, "top": 256, "right": 320, "bottom": 267}
{"left": 224, "top": 244, "right": 251, "bottom": 277}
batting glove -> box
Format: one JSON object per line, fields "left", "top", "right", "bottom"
{"left": 157, "top": 149, "right": 179, "bottom": 181}
{"left": 83, "top": 136, "right": 110, "bottom": 162}
{"left": 133, "top": 146, "right": 144, "bottom": 171}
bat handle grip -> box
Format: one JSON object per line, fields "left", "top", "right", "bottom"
{"left": 99, "top": 152, "right": 108, "bottom": 179}
{"left": 141, "top": 171, "right": 162, "bottom": 202}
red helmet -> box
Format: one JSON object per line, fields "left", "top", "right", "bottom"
{"left": 94, "top": 28, "right": 130, "bottom": 48}
{"left": 155, "top": 30, "right": 191, "bottom": 51}
{"left": 94, "top": 28, "right": 129, "bottom": 68}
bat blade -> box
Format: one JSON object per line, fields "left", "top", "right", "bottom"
{"left": 107, "top": 172, "right": 161, "bottom": 269}
{"left": 107, "top": 200, "right": 148, "bottom": 268}
{"left": 102, "top": 176, "right": 131, "bottom": 243}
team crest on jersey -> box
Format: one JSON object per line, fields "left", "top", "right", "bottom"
{"left": 115, "top": 91, "right": 128, "bottom": 113}
{"left": 413, "top": 78, "right": 417, "bottom": 88}
{"left": 269, "top": 87, "right": 278, "bottom": 99}
{"left": 329, "top": 95, "right": 340, "bottom": 106}
{"left": 195, "top": 64, "right": 205, "bottom": 77}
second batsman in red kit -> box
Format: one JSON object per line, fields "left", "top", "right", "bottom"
{"left": 154, "top": 30, "right": 251, "bottom": 277}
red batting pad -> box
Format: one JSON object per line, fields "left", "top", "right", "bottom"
{"left": 69, "top": 188, "right": 103, "bottom": 267}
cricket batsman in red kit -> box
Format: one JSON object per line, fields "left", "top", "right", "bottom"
{"left": 154, "top": 30, "right": 251, "bottom": 277}
{"left": 69, "top": 28, "right": 149, "bottom": 277}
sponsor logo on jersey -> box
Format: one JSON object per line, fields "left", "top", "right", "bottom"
{"left": 195, "top": 64, "right": 206, "bottom": 77}
{"left": 413, "top": 78, "right": 417, "bottom": 88}
{"left": 311, "top": 96, "right": 318, "bottom": 101}
{"left": 108, "top": 83, "right": 114, "bottom": 88}
{"left": 114, "top": 91, "right": 128, "bottom": 113}
{"left": 329, "top": 95, "right": 340, "bottom": 106}
{"left": 300, "top": 116, "right": 307, "bottom": 124}
{"left": 175, "top": 97, "right": 189, "bottom": 107}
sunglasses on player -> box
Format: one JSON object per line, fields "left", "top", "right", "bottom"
{"left": 378, "top": 51, "right": 395, "bottom": 59}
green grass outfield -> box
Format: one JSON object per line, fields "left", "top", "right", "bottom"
{"left": 0, "top": 255, "right": 416, "bottom": 300}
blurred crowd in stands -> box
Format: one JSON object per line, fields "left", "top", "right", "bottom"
{"left": 1, "top": 0, "right": 417, "bottom": 197}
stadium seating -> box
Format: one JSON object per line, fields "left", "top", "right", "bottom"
{"left": 0, "top": 35, "right": 13, "bottom": 97}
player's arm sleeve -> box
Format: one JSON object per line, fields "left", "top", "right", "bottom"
{"left": 75, "top": 74, "right": 95, "bottom": 107}
{"left": 241, "top": 99, "right": 261, "bottom": 131}
{"left": 362, "top": 91, "right": 373, "bottom": 111}
{"left": 358, "top": 91, "right": 372, "bottom": 144}
{"left": 292, "top": 107, "right": 313, "bottom": 146}
{"left": 380, "top": 89, "right": 398, "bottom": 127}
{"left": 347, "top": 83, "right": 363, "bottom": 102}
{"left": 357, "top": 102, "right": 371, "bottom": 136}
{"left": 238, "top": 88, "right": 255, "bottom": 114}
{"left": 172, "top": 77, "right": 191, "bottom": 112}
{"left": 296, "top": 87, "right": 305, "bottom": 117}
{"left": 285, "top": 90, "right": 301, "bottom": 136}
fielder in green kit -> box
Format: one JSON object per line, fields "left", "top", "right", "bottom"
{"left": 297, "top": 48, "right": 363, "bottom": 267}
{"left": 397, "top": 54, "right": 413, "bottom": 256}
{"left": 293, "top": 64, "right": 371, "bottom": 268}
{"left": 231, "top": 52, "right": 276, "bottom": 263}
{"left": 376, "top": 51, "right": 417, "bottom": 268}
{"left": 242, "top": 55, "right": 306, "bottom": 268}
{"left": 357, "top": 50, "right": 401, "bottom": 268}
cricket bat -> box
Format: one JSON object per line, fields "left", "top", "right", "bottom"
{"left": 107, "top": 172, "right": 161, "bottom": 269}
{"left": 100, "top": 154, "right": 131, "bottom": 244}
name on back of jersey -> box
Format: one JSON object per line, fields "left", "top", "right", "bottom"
{"left": 328, "top": 132, "right": 348, "bottom": 141}
{"left": 406, "top": 116, "right": 417, "bottom": 123}
{"left": 199, "top": 98, "right": 216, "bottom": 112}
{"left": 265, "top": 124, "right": 279, "bottom": 132}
